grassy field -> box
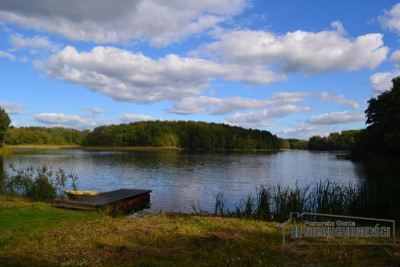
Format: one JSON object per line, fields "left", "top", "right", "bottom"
{"left": 0, "top": 196, "right": 399, "bottom": 266}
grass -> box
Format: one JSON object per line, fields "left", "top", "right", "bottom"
{"left": 4, "top": 145, "right": 293, "bottom": 152}
{"left": 76, "top": 146, "right": 183, "bottom": 152}
{"left": 4, "top": 145, "right": 80, "bottom": 150}
{"left": 4, "top": 145, "right": 183, "bottom": 151}
{"left": 0, "top": 196, "right": 399, "bottom": 266}
{"left": 0, "top": 148, "right": 13, "bottom": 155}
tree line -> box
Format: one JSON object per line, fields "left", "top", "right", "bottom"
{"left": 84, "top": 121, "right": 285, "bottom": 150}
{"left": 5, "top": 126, "right": 89, "bottom": 146}
{"left": 307, "top": 130, "right": 360, "bottom": 151}
{"left": 0, "top": 119, "right": 291, "bottom": 150}
{"left": 308, "top": 77, "right": 400, "bottom": 158}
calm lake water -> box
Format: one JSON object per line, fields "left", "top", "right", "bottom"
{"left": 1, "top": 149, "right": 367, "bottom": 213}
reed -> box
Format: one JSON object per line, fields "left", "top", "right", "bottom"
{"left": 3, "top": 164, "right": 78, "bottom": 202}
{"left": 214, "top": 179, "right": 399, "bottom": 222}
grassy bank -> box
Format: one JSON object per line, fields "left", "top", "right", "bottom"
{"left": 0, "top": 148, "right": 13, "bottom": 155}
{"left": 76, "top": 146, "right": 183, "bottom": 152}
{"left": 4, "top": 144, "right": 80, "bottom": 150}
{"left": 0, "top": 196, "right": 399, "bottom": 266}
{"left": 3, "top": 145, "right": 182, "bottom": 151}
{"left": 4, "top": 145, "right": 289, "bottom": 152}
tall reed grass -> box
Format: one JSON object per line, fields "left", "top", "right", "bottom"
{"left": 212, "top": 180, "right": 399, "bottom": 222}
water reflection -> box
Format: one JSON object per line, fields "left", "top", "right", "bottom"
{"left": 3, "top": 149, "right": 366, "bottom": 213}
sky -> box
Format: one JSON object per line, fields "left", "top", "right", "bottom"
{"left": 1, "top": 0, "right": 400, "bottom": 139}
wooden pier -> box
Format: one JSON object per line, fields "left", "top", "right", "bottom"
{"left": 53, "top": 189, "right": 152, "bottom": 211}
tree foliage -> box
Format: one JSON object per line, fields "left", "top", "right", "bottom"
{"left": 308, "top": 130, "right": 360, "bottom": 151}
{"left": 84, "top": 121, "right": 283, "bottom": 150}
{"left": 0, "top": 107, "right": 11, "bottom": 146}
{"left": 287, "top": 139, "right": 308, "bottom": 150}
{"left": 5, "top": 127, "right": 89, "bottom": 145}
{"left": 353, "top": 77, "right": 400, "bottom": 158}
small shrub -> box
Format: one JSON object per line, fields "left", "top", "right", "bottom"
{"left": 4, "top": 164, "right": 78, "bottom": 202}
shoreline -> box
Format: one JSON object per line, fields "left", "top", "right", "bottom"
{"left": 4, "top": 144, "right": 294, "bottom": 152}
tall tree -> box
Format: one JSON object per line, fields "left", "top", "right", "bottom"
{"left": 366, "top": 77, "right": 400, "bottom": 131}
{"left": 0, "top": 107, "right": 11, "bottom": 147}
{"left": 354, "top": 77, "right": 400, "bottom": 157}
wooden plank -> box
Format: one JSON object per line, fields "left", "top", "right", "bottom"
{"left": 64, "top": 190, "right": 103, "bottom": 196}
{"left": 52, "top": 199, "right": 96, "bottom": 211}
{"left": 53, "top": 189, "right": 152, "bottom": 210}
{"left": 77, "top": 189, "right": 152, "bottom": 207}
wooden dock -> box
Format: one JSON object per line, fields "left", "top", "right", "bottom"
{"left": 53, "top": 189, "right": 152, "bottom": 211}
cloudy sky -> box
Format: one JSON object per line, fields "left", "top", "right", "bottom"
{"left": 1, "top": 0, "right": 400, "bottom": 139}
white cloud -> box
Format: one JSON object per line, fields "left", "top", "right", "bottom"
{"left": 278, "top": 125, "right": 329, "bottom": 139}
{"left": 368, "top": 49, "right": 400, "bottom": 95}
{"left": 120, "top": 113, "right": 153, "bottom": 123}
{"left": 33, "top": 113, "right": 115, "bottom": 129}
{"left": 197, "top": 24, "right": 388, "bottom": 74}
{"left": 378, "top": 3, "right": 400, "bottom": 35}
{"left": 0, "top": 0, "right": 246, "bottom": 46}
{"left": 36, "top": 45, "right": 284, "bottom": 103}
{"left": 9, "top": 34, "right": 58, "bottom": 53}
{"left": 168, "top": 92, "right": 309, "bottom": 115}
{"left": 0, "top": 101, "right": 25, "bottom": 115}
{"left": 390, "top": 50, "right": 400, "bottom": 68}
{"left": 306, "top": 111, "right": 365, "bottom": 125}
{"left": 319, "top": 92, "right": 360, "bottom": 110}
{"left": 331, "top": 21, "right": 347, "bottom": 36}
{"left": 34, "top": 113, "right": 92, "bottom": 128}
{"left": 0, "top": 50, "right": 15, "bottom": 60}
{"left": 224, "top": 105, "right": 311, "bottom": 128}
{"left": 82, "top": 107, "right": 104, "bottom": 118}
{"left": 33, "top": 112, "right": 155, "bottom": 129}
{"left": 368, "top": 71, "right": 400, "bottom": 94}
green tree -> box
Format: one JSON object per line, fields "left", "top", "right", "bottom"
{"left": 353, "top": 77, "right": 400, "bottom": 158}
{"left": 366, "top": 77, "right": 400, "bottom": 131}
{"left": 352, "top": 77, "right": 400, "bottom": 158}
{"left": 0, "top": 107, "right": 11, "bottom": 147}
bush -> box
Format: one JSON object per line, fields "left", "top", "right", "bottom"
{"left": 4, "top": 164, "right": 78, "bottom": 202}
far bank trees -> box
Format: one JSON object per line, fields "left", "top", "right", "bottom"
{"left": 0, "top": 107, "right": 11, "bottom": 147}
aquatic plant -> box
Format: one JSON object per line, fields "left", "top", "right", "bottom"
{"left": 4, "top": 164, "right": 78, "bottom": 202}
{"left": 212, "top": 179, "right": 400, "bottom": 222}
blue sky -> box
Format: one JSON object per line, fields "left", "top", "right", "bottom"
{"left": 1, "top": 0, "right": 400, "bottom": 139}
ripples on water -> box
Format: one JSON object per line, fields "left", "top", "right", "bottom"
{"left": 2, "top": 149, "right": 366, "bottom": 213}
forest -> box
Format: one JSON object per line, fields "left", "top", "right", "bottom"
{"left": 83, "top": 121, "right": 285, "bottom": 150}
{"left": 1, "top": 120, "right": 291, "bottom": 150}
{"left": 4, "top": 126, "right": 89, "bottom": 146}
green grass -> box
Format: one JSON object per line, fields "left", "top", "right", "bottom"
{"left": 0, "top": 196, "right": 102, "bottom": 249}
{"left": 0, "top": 196, "right": 399, "bottom": 266}
{"left": 4, "top": 145, "right": 79, "bottom": 150}
{"left": 0, "top": 148, "right": 13, "bottom": 155}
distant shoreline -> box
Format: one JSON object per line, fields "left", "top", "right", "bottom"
{"left": 4, "top": 145, "right": 182, "bottom": 151}
{"left": 3, "top": 145, "right": 292, "bottom": 152}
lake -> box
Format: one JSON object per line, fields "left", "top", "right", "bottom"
{"left": 0, "top": 149, "right": 367, "bottom": 213}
